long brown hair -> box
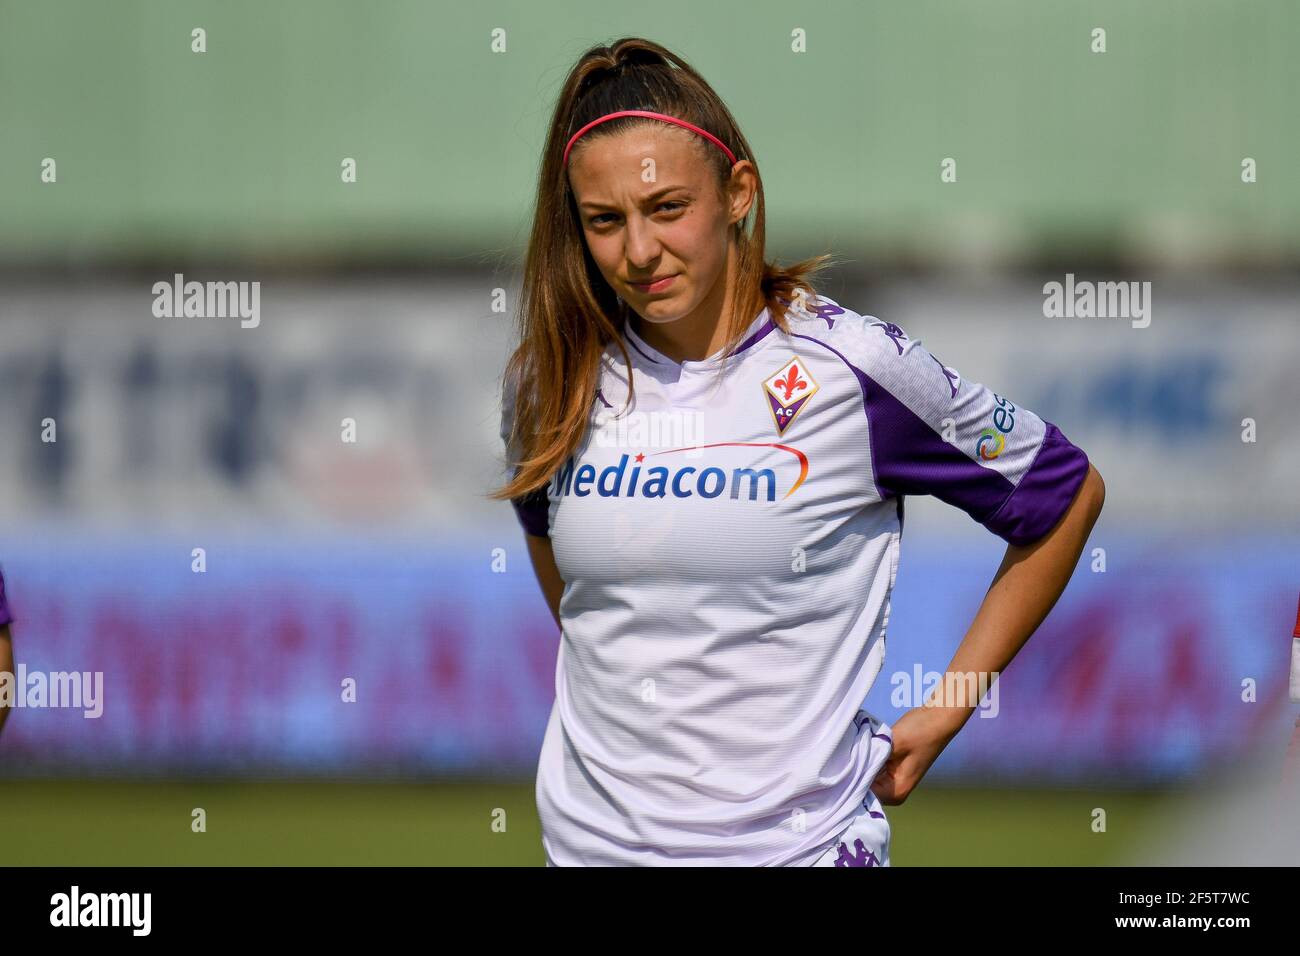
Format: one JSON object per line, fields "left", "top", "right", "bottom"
{"left": 490, "top": 37, "right": 837, "bottom": 504}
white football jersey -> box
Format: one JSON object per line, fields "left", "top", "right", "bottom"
{"left": 500, "top": 294, "right": 1090, "bottom": 865}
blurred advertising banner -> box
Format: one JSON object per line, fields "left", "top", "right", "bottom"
{"left": 0, "top": 275, "right": 1294, "bottom": 534}
{"left": 0, "top": 533, "right": 1293, "bottom": 781}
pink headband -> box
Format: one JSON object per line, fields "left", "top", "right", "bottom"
{"left": 563, "top": 109, "right": 737, "bottom": 167}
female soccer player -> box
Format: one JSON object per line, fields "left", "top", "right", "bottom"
{"left": 493, "top": 37, "right": 1105, "bottom": 866}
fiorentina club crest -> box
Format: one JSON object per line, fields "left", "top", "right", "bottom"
{"left": 763, "top": 357, "right": 818, "bottom": 436}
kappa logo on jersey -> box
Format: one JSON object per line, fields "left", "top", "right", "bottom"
{"left": 929, "top": 353, "right": 960, "bottom": 398}
{"left": 763, "top": 357, "right": 818, "bottom": 436}
{"left": 871, "top": 320, "right": 909, "bottom": 355}
{"left": 784, "top": 295, "right": 845, "bottom": 329}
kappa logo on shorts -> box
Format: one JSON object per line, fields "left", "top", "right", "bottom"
{"left": 834, "top": 839, "right": 882, "bottom": 867}
{"left": 763, "top": 357, "right": 818, "bottom": 437}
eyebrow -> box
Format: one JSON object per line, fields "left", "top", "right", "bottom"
{"left": 578, "top": 186, "right": 690, "bottom": 212}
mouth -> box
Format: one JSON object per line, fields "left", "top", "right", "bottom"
{"left": 629, "top": 274, "right": 677, "bottom": 294}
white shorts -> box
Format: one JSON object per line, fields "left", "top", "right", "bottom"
{"left": 809, "top": 711, "right": 893, "bottom": 867}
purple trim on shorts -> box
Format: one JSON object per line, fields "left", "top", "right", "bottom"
{"left": 788, "top": 332, "right": 1088, "bottom": 546}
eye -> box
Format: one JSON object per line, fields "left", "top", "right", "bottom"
{"left": 588, "top": 201, "right": 686, "bottom": 227}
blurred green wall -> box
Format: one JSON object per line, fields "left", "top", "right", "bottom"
{"left": 1, "top": 0, "right": 1295, "bottom": 265}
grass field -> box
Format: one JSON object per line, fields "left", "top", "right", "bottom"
{"left": 0, "top": 779, "right": 1183, "bottom": 865}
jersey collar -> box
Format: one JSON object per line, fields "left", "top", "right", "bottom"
{"left": 621, "top": 305, "right": 776, "bottom": 372}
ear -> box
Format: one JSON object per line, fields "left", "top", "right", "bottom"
{"left": 726, "top": 160, "right": 757, "bottom": 226}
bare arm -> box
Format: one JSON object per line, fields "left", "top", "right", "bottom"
{"left": 524, "top": 534, "right": 564, "bottom": 631}
{"left": 872, "top": 462, "right": 1107, "bottom": 803}
{"left": 936, "top": 462, "right": 1105, "bottom": 717}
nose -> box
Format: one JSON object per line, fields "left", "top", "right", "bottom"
{"left": 623, "top": 215, "right": 661, "bottom": 271}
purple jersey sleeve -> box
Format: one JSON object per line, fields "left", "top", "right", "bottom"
{"left": 851, "top": 318, "right": 1090, "bottom": 545}
{"left": 499, "top": 366, "right": 551, "bottom": 538}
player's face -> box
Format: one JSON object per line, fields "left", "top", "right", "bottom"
{"left": 568, "top": 126, "right": 752, "bottom": 326}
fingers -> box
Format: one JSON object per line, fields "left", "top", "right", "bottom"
{"left": 870, "top": 774, "right": 895, "bottom": 802}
